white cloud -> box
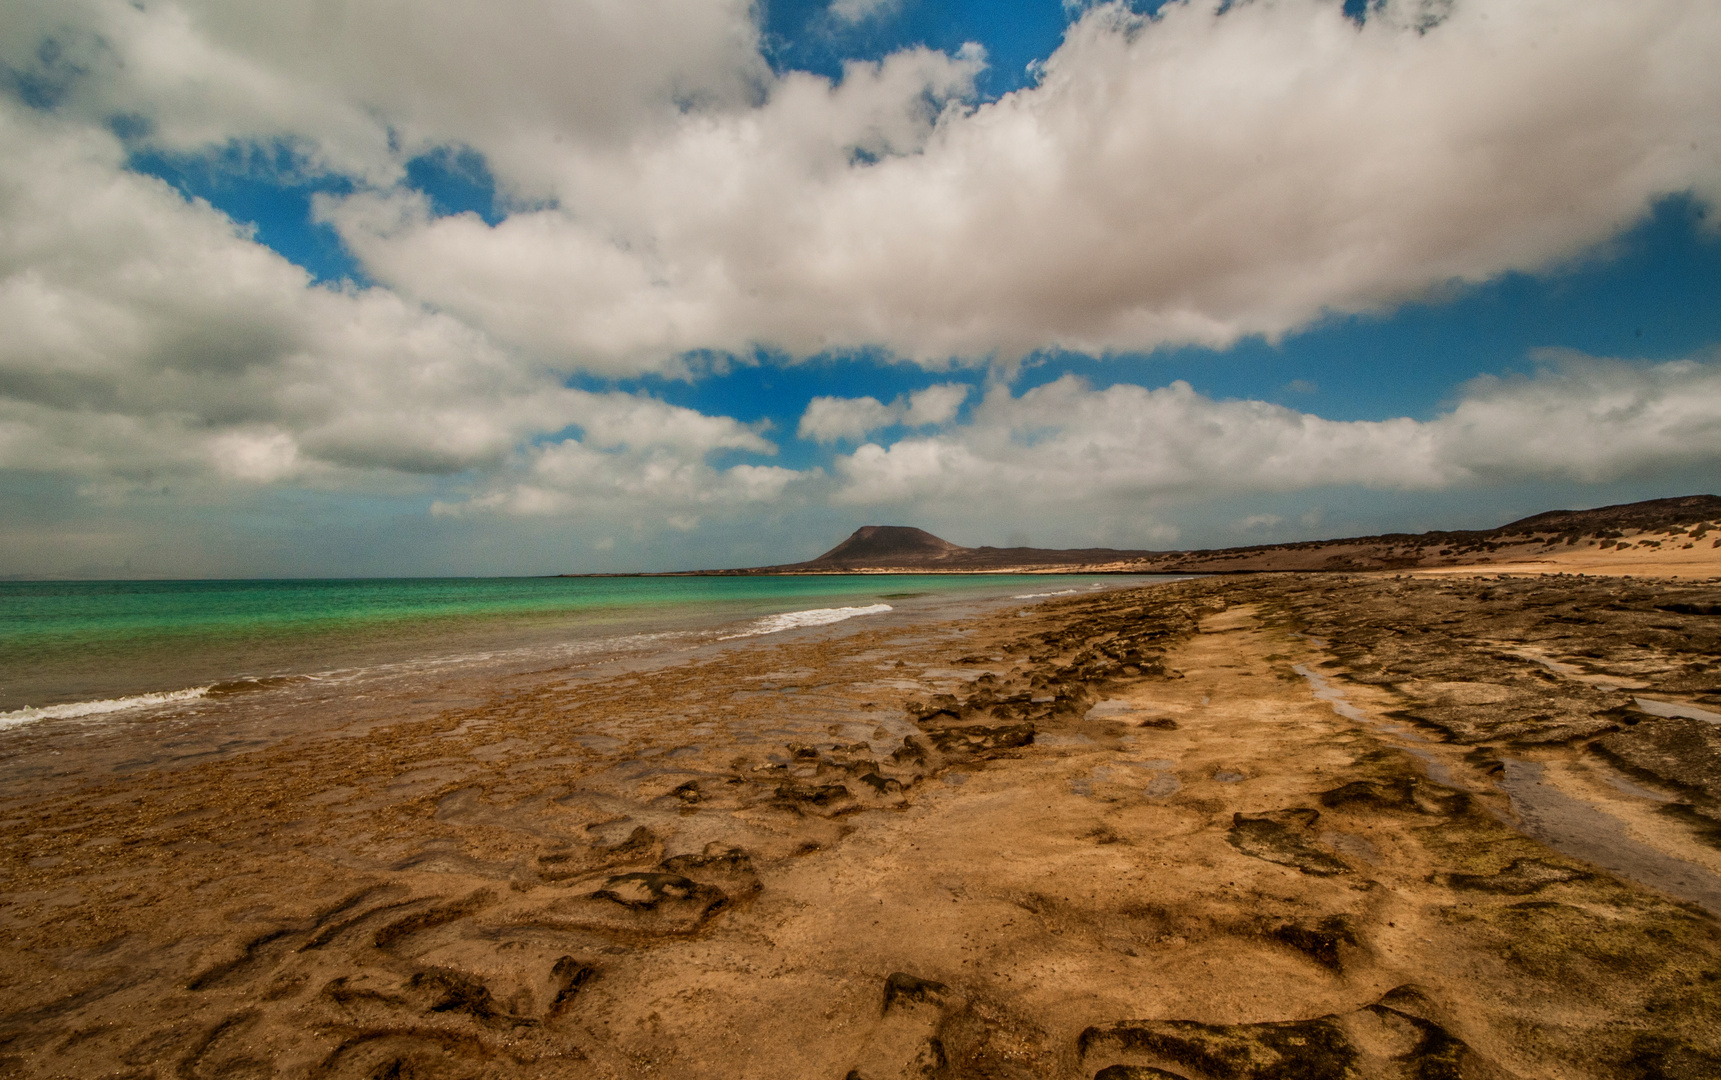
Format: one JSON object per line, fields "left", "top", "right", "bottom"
{"left": 438, "top": 441, "right": 801, "bottom": 520}
{"left": 2, "top": 0, "right": 765, "bottom": 188}
{"left": 904, "top": 383, "right": 969, "bottom": 426}
{"left": 798, "top": 382, "right": 970, "bottom": 442}
{"left": 6, "top": 0, "right": 1718, "bottom": 374}
{"left": 830, "top": 0, "right": 904, "bottom": 25}
{"left": 830, "top": 356, "right": 1721, "bottom": 507}
{"left": 1439, "top": 353, "right": 1721, "bottom": 481}
{"left": 0, "top": 101, "right": 785, "bottom": 519}
{"left": 317, "top": 0, "right": 1721, "bottom": 368}
{"left": 798, "top": 395, "right": 898, "bottom": 443}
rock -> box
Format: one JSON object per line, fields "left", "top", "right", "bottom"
{"left": 1227, "top": 810, "right": 1350, "bottom": 876}
{"left": 529, "top": 872, "right": 729, "bottom": 937}
{"left": 926, "top": 723, "right": 1036, "bottom": 759}
{"left": 1270, "top": 916, "right": 1356, "bottom": 970}
{"left": 407, "top": 967, "right": 518, "bottom": 1026}
{"left": 546, "top": 956, "right": 596, "bottom": 1017}
{"left": 1080, "top": 985, "right": 1484, "bottom": 1080}
{"left": 856, "top": 771, "right": 904, "bottom": 795}
{"left": 883, "top": 972, "right": 949, "bottom": 1014}
{"left": 1442, "top": 858, "right": 1587, "bottom": 895}
{"left": 774, "top": 783, "right": 859, "bottom": 816}
{"left": 1319, "top": 778, "right": 1469, "bottom": 817}
{"left": 660, "top": 846, "right": 763, "bottom": 900}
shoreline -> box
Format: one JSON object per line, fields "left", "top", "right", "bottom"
{"left": 3, "top": 574, "right": 1720, "bottom": 1078}
{"left": 1, "top": 574, "right": 1158, "bottom": 723}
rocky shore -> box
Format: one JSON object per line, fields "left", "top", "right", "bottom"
{"left": 3, "top": 573, "right": 1720, "bottom": 1078}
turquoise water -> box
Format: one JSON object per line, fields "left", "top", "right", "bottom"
{"left": 0, "top": 575, "right": 1138, "bottom": 715}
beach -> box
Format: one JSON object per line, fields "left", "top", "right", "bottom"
{"left": 3, "top": 572, "right": 1721, "bottom": 1078}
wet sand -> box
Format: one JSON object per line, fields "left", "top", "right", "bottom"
{"left": 4, "top": 574, "right": 1721, "bottom": 1079}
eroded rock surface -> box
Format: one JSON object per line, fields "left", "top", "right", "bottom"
{"left": 3, "top": 574, "right": 1720, "bottom": 1078}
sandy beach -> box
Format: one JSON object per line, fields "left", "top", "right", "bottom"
{"left": 4, "top": 572, "right": 1721, "bottom": 1079}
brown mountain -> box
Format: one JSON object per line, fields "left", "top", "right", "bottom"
{"left": 677, "top": 494, "right": 1721, "bottom": 575}
{"left": 810, "top": 526, "right": 966, "bottom": 565}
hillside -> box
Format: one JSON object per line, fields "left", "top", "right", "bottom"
{"left": 687, "top": 494, "right": 1721, "bottom": 576}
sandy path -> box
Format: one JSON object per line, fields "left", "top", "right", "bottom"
{"left": 3, "top": 580, "right": 1720, "bottom": 1079}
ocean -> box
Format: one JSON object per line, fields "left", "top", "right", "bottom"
{"left": 0, "top": 574, "right": 1166, "bottom": 731}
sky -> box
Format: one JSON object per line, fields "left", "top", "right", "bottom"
{"left": 1, "top": 0, "right": 1719, "bottom": 577}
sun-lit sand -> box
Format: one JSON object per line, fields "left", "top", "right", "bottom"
{"left": 3, "top": 574, "right": 1720, "bottom": 1078}
{"left": 1406, "top": 526, "right": 1721, "bottom": 577}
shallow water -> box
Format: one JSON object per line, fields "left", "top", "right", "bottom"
{"left": 0, "top": 575, "right": 1183, "bottom": 800}
{"left": 0, "top": 575, "right": 1154, "bottom": 719}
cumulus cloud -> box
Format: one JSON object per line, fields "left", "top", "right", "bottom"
{"left": 0, "top": 100, "right": 786, "bottom": 522}
{"left": 830, "top": 356, "right": 1721, "bottom": 507}
{"left": 2, "top": 0, "right": 765, "bottom": 189}
{"left": 431, "top": 395, "right": 798, "bottom": 520}
{"left": 12, "top": 0, "right": 1713, "bottom": 372}
{"left": 321, "top": 0, "right": 1719, "bottom": 369}
{"left": 313, "top": 44, "right": 986, "bottom": 373}
{"left": 797, "top": 382, "right": 971, "bottom": 442}
{"left": 798, "top": 396, "right": 898, "bottom": 444}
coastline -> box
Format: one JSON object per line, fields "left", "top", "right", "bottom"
{"left": 0, "top": 574, "right": 1155, "bottom": 720}
{"left": 3, "top": 573, "right": 1720, "bottom": 1078}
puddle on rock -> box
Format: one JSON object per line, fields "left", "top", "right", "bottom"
{"left": 1296, "top": 661, "right": 1721, "bottom": 916}
{"left": 1633, "top": 697, "right": 1721, "bottom": 725}
{"left": 1498, "top": 760, "right": 1721, "bottom": 916}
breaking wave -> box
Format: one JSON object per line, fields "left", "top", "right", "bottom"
{"left": 0, "top": 687, "right": 210, "bottom": 732}
{"left": 722, "top": 603, "right": 893, "bottom": 638}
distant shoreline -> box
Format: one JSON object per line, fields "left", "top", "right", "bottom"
{"left": 605, "top": 494, "right": 1721, "bottom": 579}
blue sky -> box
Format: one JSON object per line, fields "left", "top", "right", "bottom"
{"left": 3, "top": 0, "right": 1719, "bottom": 575}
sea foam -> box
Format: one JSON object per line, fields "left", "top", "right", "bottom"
{"left": 723, "top": 603, "right": 892, "bottom": 638}
{"left": 0, "top": 687, "right": 210, "bottom": 732}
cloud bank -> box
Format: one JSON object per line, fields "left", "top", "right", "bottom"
{"left": 434, "top": 354, "right": 1721, "bottom": 527}
{"left": 829, "top": 356, "right": 1721, "bottom": 512}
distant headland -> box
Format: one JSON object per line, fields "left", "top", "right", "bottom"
{"left": 568, "top": 495, "right": 1721, "bottom": 577}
